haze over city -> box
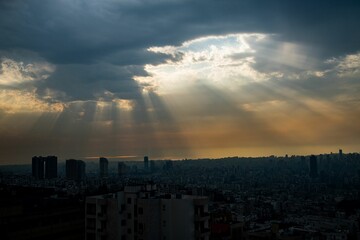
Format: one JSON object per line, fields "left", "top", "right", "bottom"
{"left": 0, "top": 0, "right": 360, "bottom": 164}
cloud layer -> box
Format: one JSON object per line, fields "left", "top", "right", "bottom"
{"left": 0, "top": 0, "right": 359, "bottom": 163}
{"left": 1, "top": 0, "right": 359, "bottom": 101}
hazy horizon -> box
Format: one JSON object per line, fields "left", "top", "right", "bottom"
{"left": 1, "top": 148, "right": 357, "bottom": 166}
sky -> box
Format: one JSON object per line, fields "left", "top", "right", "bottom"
{"left": 0, "top": 0, "right": 360, "bottom": 164}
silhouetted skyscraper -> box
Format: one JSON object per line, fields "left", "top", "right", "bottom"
{"left": 339, "top": 149, "right": 343, "bottom": 160}
{"left": 45, "top": 156, "right": 57, "bottom": 179}
{"left": 66, "top": 159, "right": 77, "bottom": 180}
{"left": 77, "top": 160, "right": 86, "bottom": 181}
{"left": 99, "top": 157, "right": 108, "bottom": 178}
{"left": 144, "top": 156, "right": 149, "bottom": 171}
{"left": 32, "top": 156, "right": 58, "bottom": 179}
{"left": 309, "top": 155, "right": 318, "bottom": 178}
{"left": 66, "top": 159, "right": 86, "bottom": 182}
{"left": 32, "top": 156, "right": 44, "bottom": 179}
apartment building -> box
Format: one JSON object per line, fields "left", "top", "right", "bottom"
{"left": 85, "top": 185, "right": 209, "bottom": 240}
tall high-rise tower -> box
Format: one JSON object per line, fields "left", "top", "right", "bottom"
{"left": 339, "top": 149, "right": 343, "bottom": 160}
{"left": 66, "top": 159, "right": 86, "bottom": 182}
{"left": 99, "top": 157, "right": 108, "bottom": 178}
{"left": 144, "top": 156, "right": 149, "bottom": 171}
{"left": 32, "top": 156, "right": 58, "bottom": 179}
{"left": 32, "top": 156, "right": 45, "bottom": 179}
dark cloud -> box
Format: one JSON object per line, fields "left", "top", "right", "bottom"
{"left": 1, "top": 0, "right": 359, "bottom": 101}
{"left": 1, "top": 0, "right": 357, "bottom": 55}
{"left": 34, "top": 63, "right": 146, "bottom": 101}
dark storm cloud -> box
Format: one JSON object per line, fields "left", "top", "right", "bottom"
{"left": 35, "top": 63, "right": 146, "bottom": 101}
{"left": 0, "top": 0, "right": 359, "bottom": 101}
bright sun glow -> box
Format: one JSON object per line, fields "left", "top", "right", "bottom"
{"left": 134, "top": 33, "right": 311, "bottom": 94}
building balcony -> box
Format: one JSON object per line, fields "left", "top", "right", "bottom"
{"left": 195, "top": 228, "right": 210, "bottom": 238}
{"left": 86, "top": 227, "right": 96, "bottom": 232}
{"left": 97, "top": 212, "right": 107, "bottom": 219}
{"left": 195, "top": 212, "right": 210, "bottom": 221}
{"left": 97, "top": 228, "right": 107, "bottom": 236}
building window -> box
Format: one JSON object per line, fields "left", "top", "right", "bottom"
{"left": 121, "top": 235, "right": 126, "bottom": 240}
{"left": 139, "top": 223, "right": 144, "bottom": 234}
{"left": 121, "top": 219, "right": 126, "bottom": 226}
{"left": 100, "top": 205, "right": 107, "bottom": 215}
{"left": 121, "top": 204, "right": 125, "bottom": 212}
{"left": 86, "top": 203, "right": 96, "bottom": 215}
{"left": 127, "top": 213, "right": 131, "bottom": 219}
{"left": 162, "top": 205, "right": 166, "bottom": 211}
{"left": 138, "top": 207, "right": 143, "bottom": 214}
{"left": 87, "top": 218, "right": 96, "bottom": 230}
{"left": 127, "top": 198, "right": 132, "bottom": 204}
{"left": 87, "top": 233, "right": 96, "bottom": 240}
{"left": 101, "top": 220, "right": 107, "bottom": 230}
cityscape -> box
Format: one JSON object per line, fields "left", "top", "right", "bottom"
{"left": 1, "top": 0, "right": 360, "bottom": 240}
{"left": 1, "top": 150, "right": 360, "bottom": 239}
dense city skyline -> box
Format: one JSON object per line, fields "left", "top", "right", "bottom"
{"left": 0, "top": 1, "right": 360, "bottom": 164}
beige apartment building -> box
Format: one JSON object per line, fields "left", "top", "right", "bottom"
{"left": 85, "top": 185, "right": 210, "bottom": 240}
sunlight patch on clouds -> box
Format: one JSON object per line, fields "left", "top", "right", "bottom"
{"left": 94, "top": 98, "right": 135, "bottom": 111}
{"left": 307, "top": 52, "right": 360, "bottom": 79}
{"left": 113, "top": 98, "right": 135, "bottom": 111}
{"left": 0, "top": 58, "right": 62, "bottom": 113}
{"left": 0, "top": 58, "right": 55, "bottom": 86}
{"left": 136, "top": 33, "right": 309, "bottom": 94}
{"left": 326, "top": 52, "right": 360, "bottom": 77}
{"left": 241, "top": 100, "right": 286, "bottom": 112}
{"left": 0, "top": 89, "right": 64, "bottom": 113}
